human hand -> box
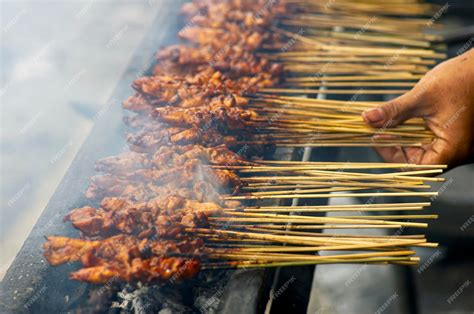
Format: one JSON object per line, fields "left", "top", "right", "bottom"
{"left": 362, "top": 49, "right": 474, "bottom": 167}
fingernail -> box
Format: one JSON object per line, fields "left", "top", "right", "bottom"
{"left": 363, "top": 108, "right": 385, "bottom": 123}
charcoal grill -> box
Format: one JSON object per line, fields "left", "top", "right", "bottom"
{"left": 0, "top": 3, "right": 299, "bottom": 313}
{"left": 0, "top": 2, "right": 422, "bottom": 314}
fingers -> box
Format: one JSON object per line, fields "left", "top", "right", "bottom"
{"left": 362, "top": 89, "right": 424, "bottom": 128}
{"left": 373, "top": 145, "right": 429, "bottom": 165}
{"left": 375, "top": 140, "right": 454, "bottom": 166}
{"left": 402, "top": 147, "right": 425, "bottom": 164}
{"left": 373, "top": 146, "right": 408, "bottom": 163}
{"left": 420, "top": 138, "right": 454, "bottom": 165}
{"left": 379, "top": 139, "right": 453, "bottom": 166}
{"left": 372, "top": 134, "right": 411, "bottom": 163}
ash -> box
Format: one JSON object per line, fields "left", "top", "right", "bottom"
{"left": 112, "top": 270, "right": 231, "bottom": 314}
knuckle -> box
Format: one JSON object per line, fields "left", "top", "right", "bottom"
{"left": 386, "top": 101, "right": 401, "bottom": 120}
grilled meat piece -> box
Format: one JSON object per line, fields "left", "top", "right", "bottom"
{"left": 89, "top": 158, "right": 244, "bottom": 198}
{"left": 84, "top": 175, "right": 149, "bottom": 201}
{"left": 169, "top": 126, "right": 239, "bottom": 147}
{"left": 181, "top": 0, "right": 288, "bottom": 29}
{"left": 179, "top": 26, "right": 264, "bottom": 51}
{"left": 65, "top": 196, "right": 221, "bottom": 238}
{"left": 156, "top": 44, "right": 283, "bottom": 78}
{"left": 126, "top": 126, "right": 184, "bottom": 153}
{"left": 126, "top": 123, "right": 239, "bottom": 152}
{"left": 69, "top": 256, "right": 200, "bottom": 284}
{"left": 151, "top": 144, "right": 250, "bottom": 167}
{"left": 44, "top": 235, "right": 202, "bottom": 284}
{"left": 153, "top": 104, "right": 257, "bottom": 129}
{"left": 44, "top": 235, "right": 204, "bottom": 266}
{"left": 95, "top": 151, "right": 150, "bottom": 174}
{"left": 132, "top": 69, "right": 265, "bottom": 108}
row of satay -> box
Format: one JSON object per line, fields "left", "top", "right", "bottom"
{"left": 43, "top": 0, "right": 295, "bottom": 285}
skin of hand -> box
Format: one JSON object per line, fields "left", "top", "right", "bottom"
{"left": 362, "top": 48, "right": 474, "bottom": 167}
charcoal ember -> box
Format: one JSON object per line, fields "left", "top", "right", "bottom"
{"left": 193, "top": 270, "right": 231, "bottom": 314}
{"left": 76, "top": 285, "right": 118, "bottom": 314}
{"left": 114, "top": 284, "right": 195, "bottom": 314}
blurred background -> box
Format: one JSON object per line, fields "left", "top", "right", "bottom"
{"left": 0, "top": 0, "right": 161, "bottom": 278}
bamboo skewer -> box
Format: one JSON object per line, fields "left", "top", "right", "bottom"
{"left": 272, "top": 56, "right": 434, "bottom": 65}
{"left": 210, "top": 217, "right": 428, "bottom": 228}
{"left": 223, "top": 191, "right": 437, "bottom": 200}
{"left": 256, "top": 203, "right": 425, "bottom": 207}
{"left": 253, "top": 161, "right": 444, "bottom": 168}
{"left": 241, "top": 184, "right": 430, "bottom": 191}
{"left": 279, "top": 18, "right": 443, "bottom": 39}
{"left": 238, "top": 227, "right": 426, "bottom": 239}
{"left": 303, "top": 31, "right": 433, "bottom": 48}
{"left": 280, "top": 82, "right": 417, "bottom": 87}
{"left": 213, "top": 249, "right": 417, "bottom": 257}
{"left": 212, "top": 224, "right": 404, "bottom": 229}
{"left": 221, "top": 213, "right": 438, "bottom": 220}
{"left": 234, "top": 167, "right": 444, "bottom": 180}
{"left": 260, "top": 88, "right": 409, "bottom": 95}
{"left": 251, "top": 120, "right": 432, "bottom": 137}
{"left": 252, "top": 143, "right": 426, "bottom": 148}
{"left": 239, "top": 174, "right": 441, "bottom": 183}
{"left": 316, "top": 215, "right": 437, "bottom": 220}
{"left": 274, "top": 28, "right": 446, "bottom": 58}
{"left": 237, "top": 186, "right": 430, "bottom": 197}
{"left": 238, "top": 206, "right": 425, "bottom": 212}
{"left": 244, "top": 202, "right": 431, "bottom": 208}
{"left": 216, "top": 212, "right": 428, "bottom": 225}
{"left": 240, "top": 202, "right": 430, "bottom": 212}
{"left": 283, "top": 74, "right": 423, "bottom": 81}
{"left": 201, "top": 257, "right": 419, "bottom": 270}
{"left": 207, "top": 251, "right": 416, "bottom": 262}
{"left": 214, "top": 163, "right": 446, "bottom": 170}
{"left": 193, "top": 229, "right": 429, "bottom": 247}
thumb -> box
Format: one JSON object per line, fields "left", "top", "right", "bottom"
{"left": 362, "top": 91, "right": 423, "bottom": 128}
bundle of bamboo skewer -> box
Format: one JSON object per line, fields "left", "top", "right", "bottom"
{"left": 185, "top": 161, "right": 444, "bottom": 269}
{"left": 243, "top": 95, "right": 431, "bottom": 147}
{"left": 238, "top": 0, "right": 447, "bottom": 147}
